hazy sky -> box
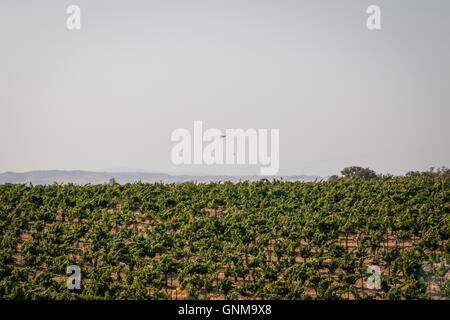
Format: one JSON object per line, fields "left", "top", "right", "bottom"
{"left": 0, "top": 0, "right": 449, "bottom": 176}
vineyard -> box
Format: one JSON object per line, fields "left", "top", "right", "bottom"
{"left": 0, "top": 176, "right": 448, "bottom": 300}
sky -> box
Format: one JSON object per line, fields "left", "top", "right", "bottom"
{"left": 0, "top": 0, "right": 449, "bottom": 176}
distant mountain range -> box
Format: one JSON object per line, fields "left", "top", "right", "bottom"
{"left": 0, "top": 170, "right": 321, "bottom": 185}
